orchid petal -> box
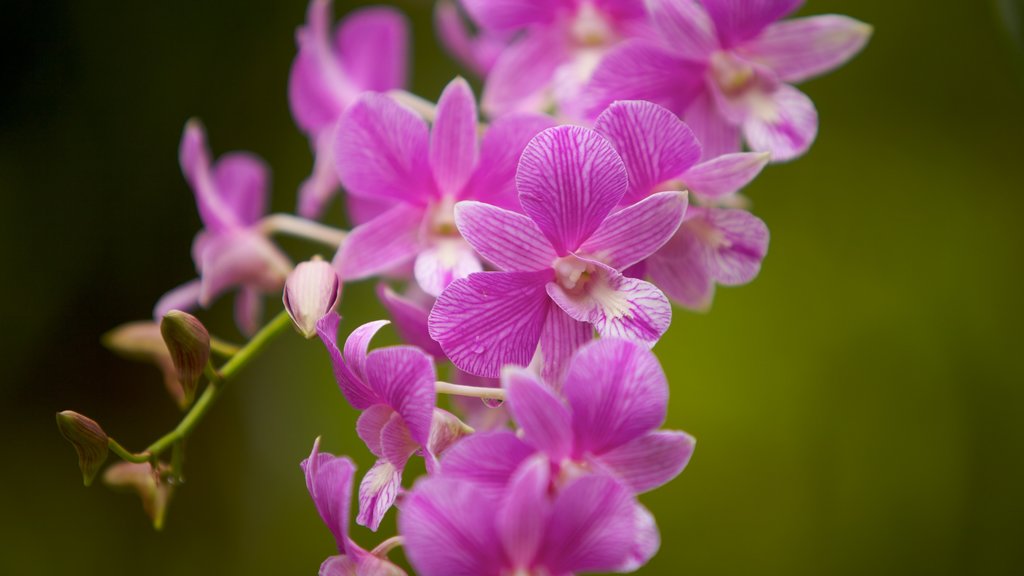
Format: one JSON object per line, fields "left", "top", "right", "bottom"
{"left": 647, "top": 0, "right": 718, "bottom": 59}
{"left": 702, "top": 0, "right": 804, "bottom": 48}
{"left": 179, "top": 121, "right": 239, "bottom": 232}
{"left": 365, "top": 346, "right": 436, "bottom": 446}
{"left": 684, "top": 91, "right": 742, "bottom": 160}
{"left": 462, "top": 0, "right": 566, "bottom": 32}
{"left": 592, "top": 100, "right": 702, "bottom": 202}
{"left": 430, "top": 78, "right": 479, "bottom": 196}
{"left": 438, "top": 431, "right": 535, "bottom": 498}
{"left": 503, "top": 367, "right": 573, "bottom": 460}
{"left": 740, "top": 15, "right": 872, "bottom": 83}
{"left": 700, "top": 207, "right": 770, "bottom": 284}
{"left": 381, "top": 413, "right": 420, "bottom": 469}
{"left": 315, "top": 315, "right": 381, "bottom": 410}
{"left": 153, "top": 280, "right": 202, "bottom": 320}
{"left": 399, "top": 477, "right": 504, "bottom": 576}
{"left": 594, "top": 430, "right": 696, "bottom": 493}
{"left": 297, "top": 131, "right": 341, "bottom": 219}
{"left": 547, "top": 261, "right": 671, "bottom": 346}
{"left": 646, "top": 226, "right": 715, "bottom": 310}
{"left": 537, "top": 306, "right": 593, "bottom": 388}
{"left": 336, "top": 7, "right": 409, "bottom": 94}
{"left": 289, "top": 0, "right": 352, "bottom": 137}
{"left": 335, "top": 204, "right": 425, "bottom": 281}
{"left": 425, "top": 409, "right": 473, "bottom": 471}
{"left": 301, "top": 438, "right": 355, "bottom": 553}
{"left": 334, "top": 93, "right": 437, "bottom": 204}
{"left": 741, "top": 83, "right": 818, "bottom": 162}
{"left": 376, "top": 284, "right": 445, "bottom": 357}
{"left": 320, "top": 554, "right": 406, "bottom": 576}
{"left": 563, "top": 338, "right": 669, "bottom": 454}
{"left": 682, "top": 151, "right": 769, "bottom": 198}
{"left": 454, "top": 201, "right": 557, "bottom": 272}
{"left": 461, "top": 113, "right": 557, "bottom": 208}
{"left": 356, "top": 460, "right": 402, "bottom": 531}
{"left": 517, "top": 126, "right": 628, "bottom": 254}
{"left": 212, "top": 152, "right": 269, "bottom": 226}
{"left": 429, "top": 270, "right": 552, "bottom": 378}
{"left": 234, "top": 286, "right": 263, "bottom": 338}
{"left": 579, "top": 191, "right": 688, "bottom": 270}
{"left": 619, "top": 504, "right": 661, "bottom": 572}
{"left": 434, "top": 0, "right": 506, "bottom": 76}
{"left": 196, "top": 230, "right": 291, "bottom": 306}
{"left": 413, "top": 240, "right": 483, "bottom": 298}
{"left": 481, "top": 28, "right": 570, "bottom": 118}
{"left": 355, "top": 405, "right": 393, "bottom": 458}
{"left": 497, "top": 456, "right": 552, "bottom": 569}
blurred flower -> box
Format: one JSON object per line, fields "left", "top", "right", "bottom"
{"left": 103, "top": 321, "right": 186, "bottom": 407}
{"left": 585, "top": 0, "right": 871, "bottom": 160}
{"left": 103, "top": 462, "right": 173, "bottom": 530}
{"left": 429, "top": 125, "right": 683, "bottom": 383}
{"left": 289, "top": 0, "right": 409, "bottom": 218}
{"left": 283, "top": 256, "right": 341, "bottom": 338}
{"left": 434, "top": 0, "right": 510, "bottom": 76}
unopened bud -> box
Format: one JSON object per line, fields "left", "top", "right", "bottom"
{"left": 283, "top": 256, "right": 341, "bottom": 338}
{"left": 160, "top": 310, "right": 211, "bottom": 406}
{"left": 104, "top": 462, "right": 173, "bottom": 530}
{"left": 55, "top": 411, "right": 109, "bottom": 486}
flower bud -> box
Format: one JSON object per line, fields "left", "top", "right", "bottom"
{"left": 103, "top": 462, "right": 173, "bottom": 530}
{"left": 55, "top": 411, "right": 108, "bottom": 486}
{"left": 160, "top": 310, "right": 211, "bottom": 406}
{"left": 283, "top": 256, "right": 341, "bottom": 338}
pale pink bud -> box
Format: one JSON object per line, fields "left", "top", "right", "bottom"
{"left": 283, "top": 256, "right": 341, "bottom": 338}
{"left": 104, "top": 462, "right": 173, "bottom": 530}
{"left": 160, "top": 311, "right": 211, "bottom": 406}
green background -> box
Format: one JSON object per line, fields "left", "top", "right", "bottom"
{"left": 2, "top": 0, "right": 1022, "bottom": 574}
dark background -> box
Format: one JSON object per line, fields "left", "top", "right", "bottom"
{"left": 2, "top": 0, "right": 1023, "bottom": 574}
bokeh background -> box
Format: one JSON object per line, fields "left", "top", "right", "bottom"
{"left": 2, "top": 0, "right": 1023, "bottom": 574}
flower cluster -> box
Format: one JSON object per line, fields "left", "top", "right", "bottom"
{"left": 58, "top": 1, "right": 869, "bottom": 574}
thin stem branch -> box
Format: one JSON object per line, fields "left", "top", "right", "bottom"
{"left": 260, "top": 213, "right": 347, "bottom": 248}
{"left": 108, "top": 438, "right": 150, "bottom": 463}
{"left": 209, "top": 336, "right": 241, "bottom": 358}
{"left": 371, "top": 536, "right": 405, "bottom": 557}
{"left": 435, "top": 381, "right": 506, "bottom": 401}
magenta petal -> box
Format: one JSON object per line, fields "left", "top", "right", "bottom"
{"left": 434, "top": 0, "right": 506, "bottom": 76}
{"left": 619, "top": 504, "right": 660, "bottom": 572}
{"left": 365, "top": 346, "right": 436, "bottom": 446}
{"left": 537, "top": 307, "right": 593, "bottom": 388}
{"left": 179, "top": 121, "right": 234, "bottom": 232}
{"left": 234, "top": 286, "right": 263, "bottom": 338}
{"left": 741, "top": 83, "right": 818, "bottom": 162}
{"left": 301, "top": 437, "right": 355, "bottom": 553}
{"left": 153, "top": 279, "right": 201, "bottom": 320}
{"left": 356, "top": 459, "right": 402, "bottom": 531}
{"left": 497, "top": 456, "right": 552, "bottom": 569}
{"left": 462, "top": 0, "right": 565, "bottom": 32}
{"left": 454, "top": 201, "right": 557, "bottom": 272}
{"left": 297, "top": 131, "right": 341, "bottom": 219}
{"left": 335, "top": 204, "right": 425, "bottom": 281}
{"left": 376, "top": 284, "right": 445, "bottom": 357}
{"left": 212, "top": 152, "right": 269, "bottom": 226}
{"left": 381, "top": 413, "right": 420, "bottom": 469}
{"left": 684, "top": 91, "right": 742, "bottom": 160}
{"left": 538, "top": 474, "right": 638, "bottom": 574}
{"left": 579, "top": 191, "right": 688, "bottom": 270}
{"left": 399, "top": 477, "right": 503, "bottom": 576}
{"left": 334, "top": 93, "right": 437, "bottom": 203}
{"left": 336, "top": 6, "right": 409, "bottom": 94}
{"left": 700, "top": 207, "right": 770, "bottom": 284}
{"left": 289, "top": 0, "right": 352, "bottom": 138}
{"left": 517, "top": 126, "right": 628, "bottom": 254}
{"left": 547, "top": 261, "right": 671, "bottom": 346}
{"left": 413, "top": 240, "right": 482, "bottom": 298}
{"left": 425, "top": 408, "right": 473, "bottom": 470}
{"left": 682, "top": 151, "right": 769, "bottom": 199}
{"left": 503, "top": 367, "right": 573, "bottom": 460}
{"left": 439, "top": 431, "right": 535, "bottom": 498}
{"left": 647, "top": 0, "right": 718, "bottom": 59}
{"left": 356, "top": 405, "right": 393, "bottom": 458}
{"left": 342, "top": 320, "right": 389, "bottom": 381}
{"left": 582, "top": 40, "right": 707, "bottom": 119}
{"left": 594, "top": 430, "right": 696, "bottom": 493}
{"left": 315, "top": 315, "right": 382, "bottom": 410}
{"left": 320, "top": 554, "right": 406, "bottom": 576}
{"left": 481, "top": 28, "right": 569, "bottom": 117}
{"left": 646, "top": 225, "right": 715, "bottom": 310}
{"left": 563, "top": 338, "right": 669, "bottom": 454}
{"left": 428, "top": 270, "right": 552, "bottom": 378}
{"left": 461, "top": 113, "right": 557, "bottom": 208}
{"left": 430, "top": 78, "right": 479, "bottom": 196}
{"left": 593, "top": 100, "right": 701, "bottom": 203}
{"left": 702, "top": 0, "right": 805, "bottom": 48}
{"left": 741, "top": 14, "right": 871, "bottom": 82}
{"left": 196, "top": 230, "right": 291, "bottom": 306}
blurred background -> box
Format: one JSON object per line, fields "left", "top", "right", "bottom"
{"left": 2, "top": 0, "right": 1023, "bottom": 574}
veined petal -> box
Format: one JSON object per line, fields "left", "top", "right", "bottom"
{"left": 454, "top": 201, "right": 558, "bottom": 272}
{"left": 698, "top": 207, "right": 770, "bottom": 285}
{"left": 538, "top": 474, "right": 638, "bottom": 574}
{"left": 319, "top": 554, "right": 406, "bottom": 576}
{"left": 315, "top": 315, "right": 382, "bottom": 410}
{"left": 461, "top": 113, "right": 557, "bottom": 208}
{"left": 581, "top": 40, "right": 706, "bottom": 119}
{"left": 497, "top": 456, "right": 552, "bottom": 569}
{"left": 357, "top": 460, "right": 402, "bottom": 531}
{"left": 413, "top": 239, "right": 483, "bottom": 298}
{"left": 335, "top": 204, "right": 425, "bottom": 281}
{"left": 579, "top": 191, "right": 688, "bottom": 270}
{"left": 376, "top": 284, "right": 445, "bottom": 357}
{"left": 647, "top": 0, "right": 718, "bottom": 59}
{"left": 646, "top": 226, "right": 715, "bottom": 310}
{"left": 740, "top": 15, "right": 872, "bottom": 83}
{"left": 428, "top": 270, "right": 552, "bottom": 378}
{"left": 702, "top": 0, "right": 805, "bottom": 48}
{"left": 343, "top": 319, "right": 389, "bottom": 382}
{"left": 682, "top": 151, "right": 769, "bottom": 199}
{"left": 537, "top": 306, "right": 593, "bottom": 388}
{"left": 684, "top": 91, "right": 742, "bottom": 161}
{"left": 547, "top": 261, "right": 671, "bottom": 347}
{"left": 301, "top": 438, "right": 356, "bottom": 553}
{"left": 741, "top": 83, "right": 818, "bottom": 162}
{"left": 337, "top": 7, "right": 409, "bottom": 94}
{"left": 438, "top": 431, "right": 535, "bottom": 499}
{"left": 481, "top": 28, "right": 570, "bottom": 118}
{"left": 593, "top": 100, "right": 701, "bottom": 203}
{"left": 179, "top": 120, "right": 240, "bottom": 233}
{"left": 430, "top": 78, "right": 479, "bottom": 195}
{"left": 502, "top": 367, "right": 573, "bottom": 460}
{"left": 563, "top": 338, "right": 669, "bottom": 454}
{"left": 356, "top": 405, "right": 393, "bottom": 458}
{"left": 334, "top": 93, "right": 437, "bottom": 203}
{"left": 425, "top": 409, "right": 474, "bottom": 471}
{"left": 593, "top": 430, "right": 695, "bottom": 493}
{"left": 212, "top": 152, "right": 269, "bottom": 226}
{"left": 365, "top": 346, "right": 436, "bottom": 446}
{"left": 381, "top": 413, "right": 421, "bottom": 469}
{"left": 196, "top": 230, "right": 291, "bottom": 306}
{"left": 462, "top": 0, "right": 567, "bottom": 32}
{"left": 399, "top": 478, "right": 504, "bottom": 576}
{"left": 517, "top": 126, "right": 628, "bottom": 254}
{"left": 619, "top": 504, "right": 660, "bottom": 572}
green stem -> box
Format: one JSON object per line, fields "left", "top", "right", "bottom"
{"left": 108, "top": 438, "right": 150, "bottom": 463}
{"left": 209, "top": 336, "right": 241, "bottom": 358}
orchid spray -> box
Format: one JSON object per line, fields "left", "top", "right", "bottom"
{"left": 57, "top": 1, "right": 870, "bottom": 574}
